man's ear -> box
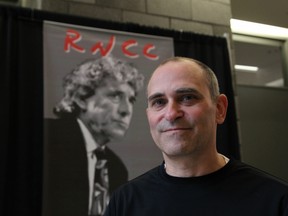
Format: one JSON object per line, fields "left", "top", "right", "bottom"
{"left": 216, "top": 94, "right": 228, "bottom": 124}
{"left": 73, "top": 96, "right": 87, "bottom": 111}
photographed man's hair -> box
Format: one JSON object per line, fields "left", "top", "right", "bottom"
{"left": 158, "top": 56, "right": 220, "bottom": 102}
{"left": 54, "top": 56, "right": 144, "bottom": 118}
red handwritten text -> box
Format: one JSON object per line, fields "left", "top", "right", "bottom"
{"left": 64, "top": 29, "right": 85, "bottom": 53}
{"left": 64, "top": 29, "right": 159, "bottom": 60}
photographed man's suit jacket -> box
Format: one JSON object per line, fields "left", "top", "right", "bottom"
{"left": 42, "top": 118, "right": 128, "bottom": 216}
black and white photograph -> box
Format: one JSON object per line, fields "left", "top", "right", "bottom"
{"left": 42, "top": 21, "right": 174, "bottom": 216}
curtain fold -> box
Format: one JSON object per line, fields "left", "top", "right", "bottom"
{"left": 1, "top": 5, "right": 240, "bottom": 216}
{"left": 1, "top": 6, "right": 43, "bottom": 216}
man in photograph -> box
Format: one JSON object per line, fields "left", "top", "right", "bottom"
{"left": 43, "top": 56, "right": 144, "bottom": 216}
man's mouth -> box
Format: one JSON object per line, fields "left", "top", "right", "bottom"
{"left": 113, "top": 120, "right": 129, "bottom": 128}
{"left": 162, "top": 127, "right": 192, "bottom": 133}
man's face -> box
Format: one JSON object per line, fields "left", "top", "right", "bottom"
{"left": 146, "top": 61, "right": 225, "bottom": 159}
{"left": 80, "top": 79, "right": 136, "bottom": 144}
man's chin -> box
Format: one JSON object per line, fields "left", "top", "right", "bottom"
{"left": 108, "top": 129, "right": 127, "bottom": 140}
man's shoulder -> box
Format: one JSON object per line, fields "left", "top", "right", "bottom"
{"left": 44, "top": 118, "right": 83, "bottom": 144}
{"left": 44, "top": 117, "right": 77, "bottom": 127}
{"left": 44, "top": 118, "right": 80, "bottom": 132}
{"left": 109, "top": 164, "right": 165, "bottom": 204}
{"left": 230, "top": 159, "right": 288, "bottom": 191}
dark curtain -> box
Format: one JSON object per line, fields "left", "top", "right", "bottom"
{"left": 0, "top": 6, "right": 43, "bottom": 216}
{"left": 1, "top": 5, "right": 240, "bottom": 216}
{"left": 174, "top": 34, "right": 240, "bottom": 159}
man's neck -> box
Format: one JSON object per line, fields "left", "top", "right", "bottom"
{"left": 163, "top": 153, "right": 228, "bottom": 177}
{"left": 77, "top": 118, "right": 109, "bottom": 147}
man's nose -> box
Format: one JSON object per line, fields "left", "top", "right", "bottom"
{"left": 118, "top": 98, "right": 132, "bottom": 117}
{"left": 164, "top": 101, "right": 184, "bottom": 122}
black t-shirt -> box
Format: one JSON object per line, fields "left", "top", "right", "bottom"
{"left": 105, "top": 159, "right": 288, "bottom": 216}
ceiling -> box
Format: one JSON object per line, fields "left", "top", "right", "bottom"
{"left": 230, "top": 0, "right": 288, "bottom": 28}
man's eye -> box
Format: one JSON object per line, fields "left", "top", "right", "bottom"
{"left": 109, "top": 93, "right": 121, "bottom": 103}
{"left": 129, "top": 96, "right": 136, "bottom": 104}
{"left": 182, "top": 95, "right": 194, "bottom": 101}
{"left": 150, "top": 99, "right": 166, "bottom": 108}
{"left": 179, "top": 94, "right": 198, "bottom": 104}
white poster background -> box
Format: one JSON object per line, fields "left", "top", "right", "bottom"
{"left": 43, "top": 21, "right": 174, "bottom": 179}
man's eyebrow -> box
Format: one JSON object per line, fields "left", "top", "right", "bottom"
{"left": 175, "top": 87, "right": 200, "bottom": 94}
{"left": 112, "top": 89, "right": 135, "bottom": 95}
{"left": 147, "top": 93, "right": 164, "bottom": 102}
{"left": 147, "top": 88, "right": 201, "bottom": 101}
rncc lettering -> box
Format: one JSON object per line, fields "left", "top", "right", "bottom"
{"left": 64, "top": 29, "right": 159, "bottom": 60}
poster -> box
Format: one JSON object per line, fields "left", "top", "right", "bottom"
{"left": 43, "top": 21, "right": 174, "bottom": 216}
